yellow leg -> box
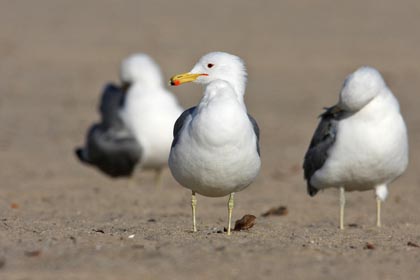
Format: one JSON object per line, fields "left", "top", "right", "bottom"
{"left": 339, "top": 187, "right": 345, "bottom": 230}
{"left": 376, "top": 197, "right": 381, "bottom": 227}
{"left": 154, "top": 169, "right": 164, "bottom": 188}
{"left": 227, "top": 193, "right": 235, "bottom": 235}
{"left": 191, "top": 191, "right": 197, "bottom": 232}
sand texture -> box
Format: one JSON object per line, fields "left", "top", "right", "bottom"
{"left": 1, "top": 1, "right": 420, "bottom": 279}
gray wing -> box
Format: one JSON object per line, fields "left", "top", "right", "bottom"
{"left": 247, "top": 114, "right": 260, "bottom": 156}
{"left": 99, "top": 83, "right": 126, "bottom": 128}
{"left": 75, "top": 124, "right": 141, "bottom": 178}
{"left": 303, "top": 106, "right": 342, "bottom": 196}
{"left": 171, "top": 106, "right": 196, "bottom": 148}
{"left": 75, "top": 83, "right": 142, "bottom": 178}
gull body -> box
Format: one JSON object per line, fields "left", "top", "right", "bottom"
{"left": 169, "top": 80, "right": 260, "bottom": 197}
{"left": 120, "top": 55, "right": 184, "bottom": 170}
{"left": 77, "top": 53, "right": 183, "bottom": 185}
{"left": 169, "top": 52, "right": 261, "bottom": 234}
{"left": 303, "top": 66, "right": 409, "bottom": 229}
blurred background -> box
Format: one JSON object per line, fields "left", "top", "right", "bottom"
{"left": 0, "top": 1, "right": 419, "bottom": 279}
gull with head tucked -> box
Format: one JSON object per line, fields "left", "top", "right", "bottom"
{"left": 169, "top": 52, "right": 261, "bottom": 235}
{"left": 303, "top": 66, "right": 409, "bottom": 229}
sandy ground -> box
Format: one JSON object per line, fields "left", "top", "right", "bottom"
{"left": 1, "top": 0, "right": 420, "bottom": 279}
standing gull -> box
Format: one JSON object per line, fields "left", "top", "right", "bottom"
{"left": 303, "top": 66, "right": 409, "bottom": 229}
{"left": 76, "top": 53, "right": 183, "bottom": 185}
{"left": 169, "top": 52, "right": 261, "bottom": 235}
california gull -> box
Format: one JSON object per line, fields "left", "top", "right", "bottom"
{"left": 76, "top": 53, "right": 184, "bottom": 186}
{"left": 303, "top": 66, "right": 409, "bottom": 229}
{"left": 168, "top": 52, "right": 261, "bottom": 235}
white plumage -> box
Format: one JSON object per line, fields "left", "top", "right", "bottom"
{"left": 168, "top": 52, "right": 261, "bottom": 235}
{"left": 120, "top": 54, "right": 184, "bottom": 172}
{"left": 169, "top": 80, "right": 260, "bottom": 197}
{"left": 304, "top": 66, "right": 409, "bottom": 229}
{"left": 75, "top": 53, "right": 183, "bottom": 181}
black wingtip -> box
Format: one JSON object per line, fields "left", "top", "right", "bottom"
{"left": 75, "top": 147, "right": 86, "bottom": 162}
{"left": 307, "top": 183, "right": 319, "bottom": 197}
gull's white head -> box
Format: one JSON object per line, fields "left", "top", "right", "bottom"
{"left": 120, "top": 53, "right": 163, "bottom": 87}
{"left": 170, "top": 52, "right": 247, "bottom": 96}
{"left": 339, "top": 66, "right": 386, "bottom": 112}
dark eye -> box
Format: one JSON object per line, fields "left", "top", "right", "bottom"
{"left": 207, "top": 63, "right": 214, "bottom": 68}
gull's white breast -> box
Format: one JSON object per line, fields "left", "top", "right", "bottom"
{"left": 169, "top": 88, "right": 260, "bottom": 197}
{"left": 311, "top": 90, "right": 408, "bottom": 191}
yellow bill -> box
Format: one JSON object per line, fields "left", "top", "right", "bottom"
{"left": 169, "top": 72, "right": 208, "bottom": 86}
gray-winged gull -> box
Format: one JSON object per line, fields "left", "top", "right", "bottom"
{"left": 168, "top": 52, "right": 261, "bottom": 235}
{"left": 303, "top": 66, "right": 409, "bottom": 229}
{"left": 76, "top": 53, "right": 183, "bottom": 185}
